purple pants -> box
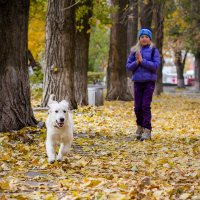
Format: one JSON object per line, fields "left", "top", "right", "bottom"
{"left": 134, "top": 81, "right": 155, "bottom": 130}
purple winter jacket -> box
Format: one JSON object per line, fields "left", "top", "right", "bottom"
{"left": 126, "top": 45, "right": 160, "bottom": 82}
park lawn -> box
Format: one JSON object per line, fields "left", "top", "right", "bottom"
{"left": 0, "top": 94, "right": 200, "bottom": 199}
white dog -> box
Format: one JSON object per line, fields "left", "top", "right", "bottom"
{"left": 46, "top": 95, "right": 73, "bottom": 163}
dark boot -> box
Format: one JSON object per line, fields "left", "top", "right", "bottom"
{"left": 140, "top": 128, "right": 151, "bottom": 141}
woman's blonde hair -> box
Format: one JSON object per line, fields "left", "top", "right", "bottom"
{"left": 131, "top": 41, "right": 154, "bottom": 53}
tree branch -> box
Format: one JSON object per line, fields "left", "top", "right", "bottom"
{"left": 62, "top": 0, "right": 81, "bottom": 11}
{"left": 183, "top": 51, "right": 188, "bottom": 66}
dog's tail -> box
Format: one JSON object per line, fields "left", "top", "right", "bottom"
{"left": 48, "top": 94, "right": 57, "bottom": 106}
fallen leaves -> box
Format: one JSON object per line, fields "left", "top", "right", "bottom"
{"left": 0, "top": 94, "right": 200, "bottom": 199}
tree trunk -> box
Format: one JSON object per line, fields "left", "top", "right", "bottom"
{"left": 194, "top": 52, "right": 200, "bottom": 91}
{"left": 140, "top": 0, "right": 153, "bottom": 28}
{"left": 0, "top": 0, "right": 37, "bottom": 132}
{"left": 127, "top": 0, "right": 138, "bottom": 56}
{"left": 106, "top": 0, "right": 133, "bottom": 101}
{"left": 74, "top": 0, "right": 93, "bottom": 106}
{"left": 42, "top": 0, "right": 77, "bottom": 109}
{"left": 127, "top": 0, "right": 138, "bottom": 97}
{"left": 174, "top": 49, "right": 187, "bottom": 88}
{"left": 190, "top": 0, "right": 200, "bottom": 92}
{"left": 154, "top": 1, "right": 165, "bottom": 95}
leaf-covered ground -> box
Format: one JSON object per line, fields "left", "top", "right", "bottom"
{"left": 0, "top": 94, "right": 200, "bottom": 200}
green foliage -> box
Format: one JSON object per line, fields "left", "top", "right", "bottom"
{"left": 88, "top": 0, "right": 117, "bottom": 72}
{"left": 30, "top": 0, "right": 46, "bottom": 17}
{"left": 164, "top": 0, "right": 200, "bottom": 54}
{"left": 73, "top": 0, "right": 115, "bottom": 72}
{"left": 76, "top": 0, "right": 115, "bottom": 32}
{"left": 165, "top": 1, "right": 186, "bottom": 37}
{"left": 177, "top": 0, "right": 200, "bottom": 54}
{"left": 31, "top": 87, "right": 43, "bottom": 104}
{"left": 89, "top": 26, "right": 110, "bottom": 72}
{"left": 87, "top": 71, "right": 105, "bottom": 84}
{"left": 164, "top": 0, "right": 191, "bottom": 53}
{"left": 76, "top": 3, "right": 92, "bottom": 32}
{"left": 91, "top": 0, "right": 116, "bottom": 26}
{"left": 29, "top": 68, "right": 43, "bottom": 85}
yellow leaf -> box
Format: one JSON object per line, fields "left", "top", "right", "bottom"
{"left": 0, "top": 180, "right": 10, "bottom": 190}
{"left": 82, "top": 178, "right": 101, "bottom": 187}
{"left": 109, "top": 193, "right": 129, "bottom": 200}
{"left": 179, "top": 193, "right": 191, "bottom": 200}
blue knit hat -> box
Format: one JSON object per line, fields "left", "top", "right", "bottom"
{"left": 138, "top": 28, "right": 152, "bottom": 40}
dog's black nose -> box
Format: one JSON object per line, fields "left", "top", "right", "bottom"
{"left": 60, "top": 118, "right": 64, "bottom": 122}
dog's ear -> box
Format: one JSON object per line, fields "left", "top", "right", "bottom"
{"left": 60, "top": 100, "right": 69, "bottom": 109}
{"left": 47, "top": 94, "right": 58, "bottom": 107}
{"left": 48, "top": 102, "right": 58, "bottom": 113}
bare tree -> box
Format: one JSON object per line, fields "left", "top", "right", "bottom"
{"left": 74, "top": 0, "right": 93, "bottom": 106}
{"left": 173, "top": 47, "right": 187, "bottom": 88}
{"left": 126, "top": 0, "right": 138, "bottom": 97}
{"left": 42, "top": 0, "right": 77, "bottom": 109}
{"left": 127, "top": 0, "right": 138, "bottom": 56}
{"left": 194, "top": 52, "right": 200, "bottom": 91}
{"left": 154, "top": 0, "right": 165, "bottom": 95}
{"left": 106, "top": 0, "right": 133, "bottom": 101}
{"left": 190, "top": 0, "right": 200, "bottom": 91}
{"left": 140, "top": 0, "right": 153, "bottom": 28}
{"left": 0, "top": 0, "right": 37, "bottom": 132}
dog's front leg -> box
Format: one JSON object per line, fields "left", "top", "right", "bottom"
{"left": 46, "top": 139, "right": 56, "bottom": 163}
{"left": 57, "top": 143, "right": 64, "bottom": 161}
{"left": 57, "top": 142, "right": 71, "bottom": 161}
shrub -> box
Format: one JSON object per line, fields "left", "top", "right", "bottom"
{"left": 87, "top": 71, "right": 105, "bottom": 84}
{"left": 29, "top": 67, "right": 43, "bottom": 85}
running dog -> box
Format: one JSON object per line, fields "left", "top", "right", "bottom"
{"left": 46, "top": 95, "right": 73, "bottom": 163}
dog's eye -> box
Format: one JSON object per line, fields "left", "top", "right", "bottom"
{"left": 63, "top": 110, "right": 66, "bottom": 113}
{"left": 55, "top": 110, "right": 58, "bottom": 113}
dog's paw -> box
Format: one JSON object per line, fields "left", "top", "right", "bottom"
{"left": 56, "top": 155, "right": 63, "bottom": 162}
{"left": 49, "top": 160, "right": 55, "bottom": 164}
{"left": 48, "top": 156, "right": 56, "bottom": 164}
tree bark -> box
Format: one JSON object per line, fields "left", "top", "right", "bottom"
{"left": 74, "top": 0, "right": 93, "bottom": 106}
{"left": 190, "top": 0, "right": 200, "bottom": 92}
{"left": 0, "top": 0, "right": 37, "bottom": 132}
{"left": 194, "top": 52, "right": 200, "bottom": 91}
{"left": 42, "top": 0, "right": 77, "bottom": 109}
{"left": 140, "top": 0, "right": 153, "bottom": 28}
{"left": 174, "top": 49, "right": 187, "bottom": 88}
{"left": 154, "top": 1, "right": 165, "bottom": 95}
{"left": 127, "top": 0, "right": 138, "bottom": 97}
{"left": 127, "top": 0, "right": 138, "bottom": 56}
{"left": 106, "top": 0, "right": 133, "bottom": 101}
